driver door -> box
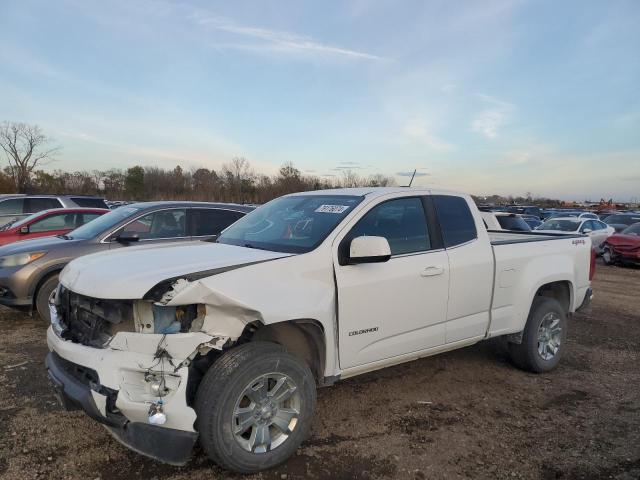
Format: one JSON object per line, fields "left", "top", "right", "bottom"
{"left": 334, "top": 196, "right": 449, "bottom": 369}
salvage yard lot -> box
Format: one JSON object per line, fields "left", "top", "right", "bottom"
{"left": 1, "top": 263, "right": 638, "bottom": 480}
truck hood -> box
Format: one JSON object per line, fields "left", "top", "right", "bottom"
{"left": 60, "top": 242, "right": 292, "bottom": 299}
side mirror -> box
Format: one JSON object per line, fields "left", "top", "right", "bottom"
{"left": 582, "top": 228, "right": 592, "bottom": 234}
{"left": 348, "top": 236, "right": 391, "bottom": 264}
{"left": 19, "top": 226, "right": 29, "bottom": 234}
{"left": 114, "top": 232, "right": 140, "bottom": 243}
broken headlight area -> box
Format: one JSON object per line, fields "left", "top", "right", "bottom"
{"left": 134, "top": 302, "right": 206, "bottom": 334}
{"left": 149, "top": 304, "right": 205, "bottom": 334}
{"left": 54, "top": 286, "right": 207, "bottom": 347}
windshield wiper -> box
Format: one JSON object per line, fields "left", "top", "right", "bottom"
{"left": 56, "top": 234, "right": 72, "bottom": 240}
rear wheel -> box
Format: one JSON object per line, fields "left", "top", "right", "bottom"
{"left": 35, "top": 274, "right": 59, "bottom": 324}
{"left": 508, "top": 297, "right": 567, "bottom": 373}
{"left": 195, "top": 341, "right": 316, "bottom": 473}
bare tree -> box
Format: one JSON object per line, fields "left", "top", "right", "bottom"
{"left": 0, "top": 122, "right": 60, "bottom": 192}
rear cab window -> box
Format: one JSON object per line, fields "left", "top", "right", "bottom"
{"left": 432, "top": 195, "right": 477, "bottom": 247}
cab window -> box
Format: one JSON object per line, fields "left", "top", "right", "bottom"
{"left": 349, "top": 197, "right": 431, "bottom": 255}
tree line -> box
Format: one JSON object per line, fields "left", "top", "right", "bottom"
{"left": 1, "top": 120, "right": 567, "bottom": 206}
{"left": 0, "top": 121, "right": 397, "bottom": 203}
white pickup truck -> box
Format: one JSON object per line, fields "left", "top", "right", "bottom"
{"left": 46, "top": 187, "right": 594, "bottom": 473}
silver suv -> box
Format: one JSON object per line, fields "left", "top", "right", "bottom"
{"left": 0, "top": 195, "right": 108, "bottom": 226}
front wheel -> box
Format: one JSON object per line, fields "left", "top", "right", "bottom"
{"left": 602, "top": 246, "right": 615, "bottom": 265}
{"left": 35, "top": 274, "right": 59, "bottom": 324}
{"left": 195, "top": 341, "right": 316, "bottom": 473}
{"left": 508, "top": 297, "right": 567, "bottom": 373}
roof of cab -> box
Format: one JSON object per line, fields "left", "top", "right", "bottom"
{"left": 288, "top": 186, "right": 464, "bottom": 198}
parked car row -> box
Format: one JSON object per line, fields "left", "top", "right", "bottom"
{"left": 534, "top": 218, "right": 615, "bottom": 251}
{"left": 477, "top": 208, "right": 640, "bottom": 267}
{"left": 0, "top": 201, "right": 253, "bottom": 322}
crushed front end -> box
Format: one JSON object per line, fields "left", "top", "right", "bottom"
{"left": 45, "top": 284, "right": 232, "bottom": 465}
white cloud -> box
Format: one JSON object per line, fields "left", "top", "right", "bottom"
{"left": 403, "top": 118, "right": 453, "bottom": 151}
{"left": 471, "top": 94, "right": 513, "bottom": 139}
{"left": 192, "top": 13, "right": 385, "bottom": 61}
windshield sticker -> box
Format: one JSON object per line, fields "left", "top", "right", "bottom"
{"left": 315, "top": 204, "right": 350, "bottom": 214}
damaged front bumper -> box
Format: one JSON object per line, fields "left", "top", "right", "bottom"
{"left": 45, "top": 325, "right": 218, "bottom": 465}
{"left": 46, "top": 350, "right": 198, "bottom": 465}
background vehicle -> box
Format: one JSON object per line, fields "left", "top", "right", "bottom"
{"left": 602, "top": 213, "right": 640, "bottom": 233}
{"left": 535, "top": 217, "right": 614, "bottom": 250}
{"left": 602, "top": 223, "right": 640, "bottom": 266}
{"left": 0, "top": 195, "right": 108, "bottom": 226}
{"left": 505, "top": 205, "right": 542, "bottom": 219}
{"left": 46, "top": 187, "right": 593, "bottom": 473}
{"left": 0, "top": 201, "right": 253, "bottom": 322}
{"left": 0, "top": 208, "right": 108, "bottom": 246}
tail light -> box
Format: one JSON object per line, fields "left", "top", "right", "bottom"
{"left": 589, "top": 247, "right": 596, "bottom": 281}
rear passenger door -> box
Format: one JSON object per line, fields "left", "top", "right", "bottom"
{"left": 335, "top": 196, "right": 450, "bottom": 369}
{"left": 188, "top": 208, "right": 245, "bottom": 239}
{"left": 432, "top": 195, "right": 494, "bottom": 343}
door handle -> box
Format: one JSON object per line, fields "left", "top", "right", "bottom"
{"left": 421, "top": 266, "right": 444, "bottom": 277}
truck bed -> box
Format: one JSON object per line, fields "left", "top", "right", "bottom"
{"left": 488, "top": 230, "right": 583, "bottom": 245}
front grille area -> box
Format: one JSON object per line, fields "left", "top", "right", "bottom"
{"left": 57, "top": 286, "right": 133, "bottom": 348}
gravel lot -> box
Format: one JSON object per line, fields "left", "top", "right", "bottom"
{"left": 1, "top": 262, "right": 638, "bottom": 480}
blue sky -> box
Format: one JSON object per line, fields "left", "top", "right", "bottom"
{"left": 1, "top": 0, "right": 638, "bottom": 200}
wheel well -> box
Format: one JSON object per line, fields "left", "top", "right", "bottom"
{"left": 32, "top": 270, "right": 61, "bottom": 308}
{"left": 248, "top": 320, "right": 326, "bottom": 384}
{"left": 535, "top": 281, "right": 571, "bottom": 313}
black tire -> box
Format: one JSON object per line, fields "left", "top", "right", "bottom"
{"left": 602, "top": 246, "right": 615, "bottom": 265}
{"left": 195, "top": 341, "right": 316, "bottom": 474}
{"left": 508, "top": 297, "right": 567, "bottom": 373}
{"left": 35, "top": 274, "right": 59, "bottom": 324}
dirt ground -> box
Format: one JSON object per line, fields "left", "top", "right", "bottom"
{"left": 1, "top": 262, "right": 639, "bottom": 480}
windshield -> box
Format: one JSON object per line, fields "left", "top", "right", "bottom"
{"left": 537, "top": 219, "right": 580, "bottom": 232}
{"left": 604, "top": 215, "right": 640, "bottom": 225}
{"left": 621, "top": 223, "right": 640, "bottom": 235}
{"left": 217, "top": 195, "right": 364, "bottom": 253}
{"left": 68, "top": 206, "right": 142, "bottom": 239}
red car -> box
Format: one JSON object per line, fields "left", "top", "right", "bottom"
{"left": 602, "top": 223, "right": 640, "bottom": 266}
{"left": 0, "top": 208, "right": 109, "bottom": 246}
